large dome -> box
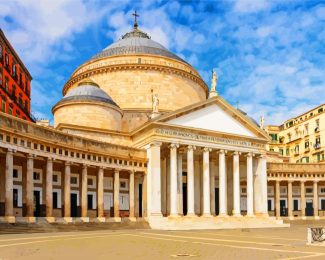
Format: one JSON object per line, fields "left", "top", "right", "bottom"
{"left": 61, "top": 22, "right": 208, "bottom": 132}
{"left": 90, "top": 28, "right": 186, "bottom": 63}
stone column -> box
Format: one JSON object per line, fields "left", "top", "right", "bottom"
{"left": 187, "top": 145, "right": 195, "bottom": 216}
{"left": 129, "top": 170, "right": 135, "bottom": 221}
{"left": 114, "top": 169, "right": 120, "bottom": 219}
{"left": 313, "top": 181, "right": 319, "bottom": 219}
{"left": 177, "top": 152, "right": 183, "bottom": 215}
{"left": 275, "top": 180, "right": 280, "bottom": 219}
{"left": 45, "top": 157, "right": 54, "bottom": 222}
{"left": 246, "top": 153, "right": 254, "bottom": 217}
{"left": 161, "top": 157, "right": 167, "bottom": 216}
{"left": 142, "top": 173, "right": 147, "bottom": 218}
{"left": 232, "top": 152, "right": 241, "bottom": 217}
{"left": 97, "top": 167, "right": 104, "bottom": 220}
{"left": 194, "top": 159, "right": 201, "bottom": 215}
{"left": 63, "top": 162, "right": 71, "bottom": 220}
{"left": 81, "top": 164, "right": 88, "bottom": 220}
{"left": 146, "top": 142, "right": 162, "bottom": 217}
{"left": 26, "top": 154, "right": 34, "bottom": 218}
{"left": 202, "top": 148, "right": 211, "bottom": 217}
{"left": 300, "top": 181, "right": 306, "bottom": 219}
{"left": 218, "top": 150, "right": 227, "bottom": 216}
{"left": 5, "top": 149, "right": 14, "bottom": 221}
{"left": 288, "top": 180, "right": 293, "bottom": 220}
{"left": 170, "top": 143, "right": 179, "bottom": 217}
{"left": 254, "top": 155, "right": 268, "bottom": 216}
{"left": 210, "top": 159, "right": 216, "bottom": 215}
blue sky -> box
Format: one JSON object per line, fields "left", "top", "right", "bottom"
{"left": 1, "top": 0, "right": 324, "bottom": 125}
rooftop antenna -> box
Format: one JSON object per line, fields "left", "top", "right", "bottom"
{"left": 132, "top": 10, "right": 139, "bottom": 29}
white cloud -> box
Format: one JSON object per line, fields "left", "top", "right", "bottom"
{"left": 233, "top": 0, "right": 271, "bottom": 13}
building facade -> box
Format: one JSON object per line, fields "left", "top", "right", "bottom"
{"left": 266, "top": 103, "right": 325, "bottom": 163}
{"left": 0, "top": 29, "right": 33, "bottom": 122}
{"left": 0, "top": 21, "right": 287, "bottom": 229}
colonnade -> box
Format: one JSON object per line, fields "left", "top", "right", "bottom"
{"left": 1, "top": 148, "right": 142, "bottom": 222}
{"left": 273, "top": 179, "right": 321, "bottom": 219}
{"left": 147, "top": 142, "right": 268, "bottom": 218}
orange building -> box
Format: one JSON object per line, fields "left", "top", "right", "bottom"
{"left": 0, "top": 29, "right": 33, "bottom": 122}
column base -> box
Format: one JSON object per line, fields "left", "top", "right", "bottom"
{"left": 45, "top": 217, "right": 56, "bottom": 223}
{"left": 201, "top": 213, "right": 212, "bottom": 218}
{"left": 63, "top": 217, "right": 73, "bottom": 223}
{"left": 217, "top": 213, "right": 229, "bottom": 218}
{"left": 0, "top": 216, "right": 16, "bottom": 223}
{"left": 314, "top": 216, "right": 320, "bottom": 220}
{"left": 107, "top": 217, "right": 121, "bottom": 222}
{"left": 96, "top": 217, "right": 106, "bottom": 222}
{"left": 128, "top": 217, "right": 137, "bottom": 222}
{"left": 301, "top": 216, "right": 306, "bottom": 220}
{"left": 168, "top": 214, "right": 181, "bottom": 219}
{"left": 232, "top": 213, "right": 243, "bottom": 218}
{"left": 18, "top": 217, "right": 36, "bottom": 223}
{"left": 245, "top": 214, "right": 255, "bottom": 218}
{"left": 185, "top": 213, "right": 197, "bottom": 218}
{"left": 80, "top": 217, "right": 89, "bottom": 222}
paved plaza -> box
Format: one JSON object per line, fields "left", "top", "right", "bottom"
{"left": 0, "top": 222, "right": 325, "bottom": 260}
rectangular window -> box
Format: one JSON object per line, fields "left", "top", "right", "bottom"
{"left": 13, "top": 188, "right": 18, "bottom": 208}
{"left": 293, "top": 199, "right": 299, "bottom": 211}
{"left": 87, "top": 178, "right": 93, "bottom": 186}
{"left": 8, "top": 107, "right": 12, "bottom": 115}
{"left": 87, "top": 194, "right": 93, "bottom": 210}
{"left": 268, "top": 200, "right": 272, "bottom": 211}
{"left": 71, "top": 177, "right": 78, "bottom": 185}
{"left": 53, "top": 175, "right": 58, "bottom": 183}
{"left": 279, "top": 149, "right": 283, "bottom": 156}
{"left": 286, "top": 148, "right": 290, "bottom": 156}
{"left": 13, "top": 169, "right": 18, "bottom": 178}
{"left": 306, "top": 187, "right": 313, "bottom": 194}
{"left": 53, "top": 192, "right": 58, "bottom": 209}
{"left": 33, "top": 172, "right": 40, "bottom": 180}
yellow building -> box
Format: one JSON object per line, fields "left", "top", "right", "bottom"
{"left": 266, "top": 104, "right": 325, "bottom": 163}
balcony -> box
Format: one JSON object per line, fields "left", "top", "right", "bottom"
{"left": 304, "top": 147, "right": 310, "bottom": 153}
{"left": 315, "top": 127, "right": 320, "bottom": 133}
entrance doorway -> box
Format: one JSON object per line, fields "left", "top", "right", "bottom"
{"left": 183, "top": 183, "right": 187, "bottom": 215}
{"left": 280, "top": 199, "right": 287, "bottom": 216}
{"left": 70, "top": 193, "right": 78, "bottom": 217}
{"left": 33, "top": 190, "right": 41, "bottom": 217}
{"left": 306, "top": 200, "right": 313, "bottom": 216}
{"left": 139, "top": 184, "right": 142, "bottom": 217}
{"left": 215, "top": 188, "right": 219, "bottom": 215}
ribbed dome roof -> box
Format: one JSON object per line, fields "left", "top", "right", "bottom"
{"left": 55, "top": 82, "right": 118, "bottom": 107}
{"left": 90, "top": 27, "right": 186, "bottom": 63}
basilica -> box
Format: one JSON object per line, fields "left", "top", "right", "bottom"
{"left": 0, "top": 20, "right": 291, "bottom": 229}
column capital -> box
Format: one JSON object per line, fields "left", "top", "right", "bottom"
{"left": 313, "top": 180, "right": 319, "bottom": 184}
{"left": 150, "top": 141, "right": 162, "bottom": 147}
{"left": 46, "top": 157, "right": 53, "bottom": 162}
{"left": 98, "top": 166, "right": 105, "bottom": 170}
{"left": 114, "top": 169, "right": 120, "bottom": 174}
{"left": 187, "top": 145, "right": 196, "bottom": 151}
{"left": 169, "top": 143, "right": 179, "bottom": 149}
{"left": 244, "top": 152, "right": 253, "bottom": 157}
{"left": 218, "top": 149, "right": 227, "bottom": 154}
{"left": 233, "top": 151, "right": 241, "bottom": 156}
{"left": 82, "top": 164, "right": 88, "bottom": 170}
{"left": 65, "top": 161, "right": 72, "bottom": 166}
{"left": 287, "top": 180, "right": 293, "bottom": 184}
{"left": 203, "top": 147, "right": 212, "bottom": 152}
{"left": 257, "top": 154, "right": 267, "bottom": 159}
{"left": 300, "top": 180, "right": 306, "bottom": 184}
{"left": 27, "top": 153, "right": 35, "bottom": 159}
{"left": 275, "top": 179, "right": 280, "bottom": 184}
{"left": 7, "top": 148, "right": 16, "bottom": 154}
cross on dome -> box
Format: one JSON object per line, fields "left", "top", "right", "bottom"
{"left": 132, "top": 10, "right": 139, "bottom": 29}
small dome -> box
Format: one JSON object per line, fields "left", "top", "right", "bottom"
{"left": 56, "top": 83, "right": 118, "bottom": 107}
{"left": 90, "top": 27, "right": 186, "bottom": 63}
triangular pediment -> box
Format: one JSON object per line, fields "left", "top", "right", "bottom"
{"left": 157, "top": 97, "right": 268, "bottom": 140}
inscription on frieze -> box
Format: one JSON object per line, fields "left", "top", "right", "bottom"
{"left": 155, "top": 128, "right": 264, "bottom": 148}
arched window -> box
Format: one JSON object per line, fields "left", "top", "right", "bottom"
{"left": 12, "top": 64, "right": 16, "bottom": 77}
{"left": 5, "top": 54, "right": 9, "bottom": 66}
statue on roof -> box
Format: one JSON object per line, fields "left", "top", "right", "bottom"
{"left": 209, "top": 69, "right": 218, "bottom": 98}
{"left": 260, "top": 115, "right": 265, "bottom": 129}
{"left": 152, "top": 93, "right": 159, "bottom": 114}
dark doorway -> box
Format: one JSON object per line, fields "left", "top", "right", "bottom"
{"left": 183, "top": 183, "right": 187, "bottom": 215}
{"left": 13, "top": 188, "right": 18, "bottom": 208}
{"left": 268, "top": 200, "right": 272, "bottom": 212}
{"left": 306, "top": 201, "right": 313, "bottom": 216}
{"left": 33, "top": 190, "right": 41, "bottom": 217}
{"left": 139, "top": 184, "right": 142, "bottom": 217}
{"left": 70, "top": 193, "right": 78, "bottom": 217}
{"left": 53, "top": 192, "right": 58, "bottom": 209}
{"left": 215, "top": 188, "right": 219, "bottom": 215}
{"left": 280, "top": 199, "right": 287, "bottom": 216}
